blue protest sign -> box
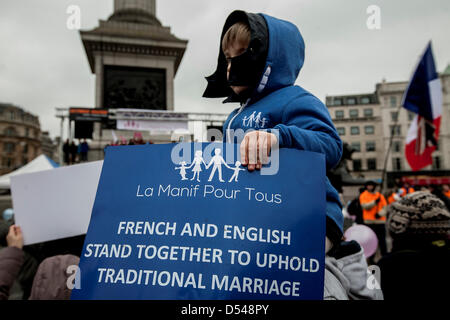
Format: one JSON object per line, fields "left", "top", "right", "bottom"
{"left": 71, "top": 143, "right": 326, "bottom": 300}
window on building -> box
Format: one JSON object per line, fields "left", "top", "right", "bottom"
{"left": 337, "top": 127, "right": 346, "bottom": 136}
{"left": 408, "top": 111, "right": 415, "bottom": 121}
{"left": 25, "top": 128, "right": 29, "bottom": 137}
{"left": 10, "top": 111, "right": 15, "bottom": 120}
{"left": 367, "top": 158, "right": 377, "bottom": 170}
{"left": 433, "top": 157, "right": 441, "bottom": 170}
{"left": 361, "top": 97, "right": 370, "bottom": 104}
{"left": 351, "top": 142, "right": 361, "bottom": 152}
{"left": 4, "top": 127, "right": 17, "bottom": 137}
{"left": 363, "top": 108, "right": 373, "bottom": 117}
{"left": 23, "top": 144, "right": 28, "bottom": 153}
{"left": 392, "top": 157, "right": 402, "bottom": 171}
{"left": 393, "top": 141, "right": 402, "bottom": 153}
{"left": 390, "top": 125, "right": 401, "bottom": 136}
{"left": 351, "top": 126, "right": 360, "bottom": 135}
{"left": 364, "top": 125, "right": 375, "bottom": 134}
{"left": 353, "top": 159, "right": 362, "bottom": 171}
{"left": 347, "top": 98, "right": 356, "bottom": 105}
{"left": 334, "top": 98, "right": 342, "bottom": 106}
{"left": 349, "top": 109, "right": 359, "bottom": 118}
{"left": 22, "top": 156, "right": 28, "bottom": 165}
{"left": 2, "top": 158, "right": 13, "bottom": 168}
{"left": 4, "top": 143, "right": 15, "bottom": 153}
{"left": 390, "top": 96, "right": 397, "bottom": 107}
{"left": 335, "top": 110, "right": 344, "bottom": 119}
{"left": 366, "top": 141, "right": 376, "bottom": 152}
{"left": 391, "top": 112, "right": 399, "bottom": 122}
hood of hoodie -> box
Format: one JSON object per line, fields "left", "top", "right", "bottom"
{"left": 203, "top": 10, "right": 305, "bottom": 104}
{"left": 324, "top": 241, "right": 384, "bottom": 300}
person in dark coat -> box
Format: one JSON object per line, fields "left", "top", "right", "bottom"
{"left": 0, "top": 217, "right": 39, "bottom": 299}
{"left": 79, "top": 139, "right": 89, "bottom": 162}
{"left": 0, "top": 225, "right": 79, "bottom": 300}
{"left": 62, "top": 139, "right": 70, "bottom": 165}
{"left": 428, "top": 184, "right": 450, "bottom": 212}
{"left": 347, "top": 187, "right": 365, "bottom": 225}
{"left": 0, "top": 225, "right": 24, "bottom": 300}
{"left": 69, "top": 141, "right": 78, "bottom": 164}
{"left": 377, "top": 191, "right": 450, "bottom": 300}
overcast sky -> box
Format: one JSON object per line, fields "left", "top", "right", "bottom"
{"left": 0, "top": 0, "right": 449, "bottom": 139}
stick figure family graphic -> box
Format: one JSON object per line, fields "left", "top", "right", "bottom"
{"left": 242, "top": 111, "right": 268, "bottom": 129}
{"left": 175, "top": 148, "right": 245, "bottom": 183}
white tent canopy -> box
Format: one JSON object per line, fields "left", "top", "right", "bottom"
{"left": 0, "top": 154, "right": 59, "bottom": 189}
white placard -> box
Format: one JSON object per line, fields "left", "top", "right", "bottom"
{"left": 10, "top": 161, "right": 103, "bottom": 245}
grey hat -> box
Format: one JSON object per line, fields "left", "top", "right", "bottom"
{"left": 387, "top": 191, "right": 450, "bottom": 239}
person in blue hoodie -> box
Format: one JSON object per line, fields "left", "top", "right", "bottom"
{"left": 203, "top": 11, "right": 344, "bottom": 252}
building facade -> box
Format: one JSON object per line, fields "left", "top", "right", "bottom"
{"left": 40, "top": 131, "right": 58, "bottom": 162}
{"left": 326, "top": 65, "right": 450, "bottom": 185}
{"left": 326, "top": 93, "right": 383, "bottom": 181}
{"left": 0, "top": 103, "right": 42, "bottom": 175}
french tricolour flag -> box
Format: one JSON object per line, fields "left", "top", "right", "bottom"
{"left": 403, "top": 42, "right": 442, "bottom": 171}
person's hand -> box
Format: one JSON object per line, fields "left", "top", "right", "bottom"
{"left": 6, "top": 225, "right": 23, "bottom": 249}
{"left": 240, "top": 131, "right": 278, "bottom": 171}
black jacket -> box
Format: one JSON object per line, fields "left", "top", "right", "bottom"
{"left": 377, "top": 241, "right": 450, "bottom": 300}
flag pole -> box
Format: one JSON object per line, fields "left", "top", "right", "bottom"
{"left": 380, "top": 104, "right": 403, "bottom": 194}
{"left": 381, "top": 41, "right": 433, "bottom": 194}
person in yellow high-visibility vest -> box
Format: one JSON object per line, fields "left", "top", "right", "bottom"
{"left": 359, "top": 180, "right": 387, "bottom": 255}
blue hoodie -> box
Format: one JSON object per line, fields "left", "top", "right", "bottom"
{"left": 207, "top": 12, "right": 344, "bottom": 238}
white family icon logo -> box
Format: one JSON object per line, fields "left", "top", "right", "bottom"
{"left": 175, "top": 148, "right": 245, "bottom": 183}
{"left": 171, "top": 141, "right": 279, "bottom": 177}
{"left": 242, "top": 111, "right": 268, "bottom": 129}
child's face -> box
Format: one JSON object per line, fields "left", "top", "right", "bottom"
{"left": 224, "top": 40, "right": 249, "bottom": 95}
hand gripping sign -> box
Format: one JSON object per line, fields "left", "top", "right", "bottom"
{"left": 71, "top": 143, "right": 326, "bottom": 300}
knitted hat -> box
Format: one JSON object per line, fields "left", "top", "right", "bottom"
{"left": 387, "top": 191, "right": 450, "bottom": 240}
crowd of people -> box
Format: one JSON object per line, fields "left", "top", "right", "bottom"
{"left": 345, "top": 181, "right": 450, "bottom": 299}
{"left": 62, "top": 139, "right": 90, "bottom": 165}
{"left": 107, "top": 132, "right": 151, "bottom": 147}
{"left": 103, "top": 132, "right": 155, "bottom": 154}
